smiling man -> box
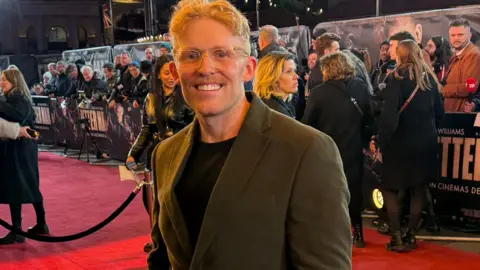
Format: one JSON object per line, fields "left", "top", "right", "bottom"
{"left": 147, "top": 0, "right": 352, "bottom": 269}
{"left": 443, "top": 18, "right": 480, "bottom": 112}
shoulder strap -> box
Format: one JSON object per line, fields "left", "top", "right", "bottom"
{"left": 333, "top": 80, "right": 364, "bottom": 116}
{"left": 399, "top": 85, "right": 419, "bottom": 114}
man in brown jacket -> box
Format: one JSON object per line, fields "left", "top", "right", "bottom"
{"left": 146, "top": 0, "right": 352, "bottom": 269}
{"left": 443, "top": 18, "right": 480, "bottom": 112}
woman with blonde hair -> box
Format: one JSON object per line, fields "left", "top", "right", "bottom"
{"left": 375, "top": 39, "right": 444, "bottom": 252}
{"left": 0, "top": 69, "right": 50, "bottom": 245}
{"left": 254, "top": 51, "right": 298, "bottom": 118}
{"left": 303, "top": 51, "right": 373, "bottom": 248}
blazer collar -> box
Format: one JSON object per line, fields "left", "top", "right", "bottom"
{"left": 163, "top": 92, "right": 272, "bottom": 268}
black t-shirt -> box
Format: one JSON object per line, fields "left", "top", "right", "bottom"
{"left": 175, "top": 136, "right": 236, "bottom": 249}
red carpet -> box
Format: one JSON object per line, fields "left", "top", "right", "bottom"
{"left": 0, "top": 152, "right": 479, "bottom": 269}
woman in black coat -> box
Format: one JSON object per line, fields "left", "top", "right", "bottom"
{"left": 0, "top": 69, "right": 50, "bottom": 245}
{"left": 125, "top": 55, "right": 193, "bottom": 252}
{"left": 302, "top": 51, "right": 373, "bottom": 248}
{"left": 253, "top": 51, "right": 298, "bottom": 118}
{"left": 376, "top": 40, "right": 444, "bottom": 252}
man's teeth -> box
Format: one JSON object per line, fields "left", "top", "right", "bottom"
{"left": 197, "top": 84, "right": 221, "bottom": 91}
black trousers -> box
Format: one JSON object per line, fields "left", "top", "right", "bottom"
{"left": 348, "top": 178, "right": 364, "bottom": 226}
{"left": 9, "top": 201, "right": 46, "bottom": 229}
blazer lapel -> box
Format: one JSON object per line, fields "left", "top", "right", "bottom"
{"left": 163, "top": 123, "right": 197, "bottom": 263}
{"left": 190, "top": 94, "right": 272, "bottom": 268}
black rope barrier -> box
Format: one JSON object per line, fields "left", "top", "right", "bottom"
{"left": 0, "top": 185, "right": 142, "bottom": 242}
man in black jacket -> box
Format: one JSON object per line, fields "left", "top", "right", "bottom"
{"left": 308, "top": 33, "right": 341, "bottom": 93}
{"left": 257, "top": 25, "right": 281, "bottom": 59}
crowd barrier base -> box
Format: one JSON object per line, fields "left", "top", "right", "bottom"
{"left": 415, "top": 235, "right": 480, "bottom": 242}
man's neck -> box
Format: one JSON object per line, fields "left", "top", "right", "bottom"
{"left": 197, "top": 96, "right": 250, "bottom": 143}
{"left": 456, "top": 42, "right": 470, "bottom": 56}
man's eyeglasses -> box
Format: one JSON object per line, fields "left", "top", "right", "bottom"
{"left": 174, "top": 47, "right": 249, "bottom": 69}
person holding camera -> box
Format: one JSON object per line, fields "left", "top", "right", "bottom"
{"left": 0, "top": 69, "right": 50, "bottom": 245}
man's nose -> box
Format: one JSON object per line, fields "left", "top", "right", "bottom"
{"left": 197, "top": 54, "right": 216, "bottom": 74}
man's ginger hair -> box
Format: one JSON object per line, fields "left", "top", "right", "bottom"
{"left": 169, "top": 0, "right": 251, "bottom": 55}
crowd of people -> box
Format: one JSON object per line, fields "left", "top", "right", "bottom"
{"left": 1, "top": 0, "right": 480, "bottom": 268}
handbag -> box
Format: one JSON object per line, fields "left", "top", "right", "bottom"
{"left": 368, "top": 84, "right": 420, "bottom": 181}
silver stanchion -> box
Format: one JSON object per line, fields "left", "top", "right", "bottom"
{"left": 415, "top": 235, "right": 480, "bottom": 242}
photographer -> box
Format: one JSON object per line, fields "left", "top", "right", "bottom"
{"left": 109, "top": 61, "right": 149, "bottom": 109}
{"left": 77, "top": 65, "right": 109, "bottom": 102}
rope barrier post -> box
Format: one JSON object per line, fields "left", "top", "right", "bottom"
{"left": 144, "top": 171, "right": 154, "bottom": 227}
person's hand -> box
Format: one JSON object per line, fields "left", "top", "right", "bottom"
{"left": 464, "top": 101, "right": 475, "bottom": 112}
{"left": 133, "top": 100, "right": 139, "bottom": 108}
{"left": 122, "top": 95, "right": 128, "bottom": 102}
{"left": 304, "top": 74, "right": 309, "bottom": 81}
{"left": 102, "top": 95, "right": 108, "bottom": 101}
{"left": 125, "top": 156, "right": 137, "bottom": 170}
{"left": 18, "top": 127, "right": 37, "bottom": 140}
{"left": 108, "top": 100, "right": 116, "bottom": 109}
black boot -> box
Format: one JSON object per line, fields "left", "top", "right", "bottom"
{"left": 403, "top": 228, "right": 417, "bottom": 250}
{"left": 386, "top": 230, "right": 409, "bottom": 252}
{"left": 27, "top": 223, "right": 50, "bottom": 235}
{"left": 352, "top": 224, "right": 365, "bottom": 248}
{"left": 0, "top": 231, "right": 25, "bottom": 245}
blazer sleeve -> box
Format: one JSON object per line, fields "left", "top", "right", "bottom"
{"left": 147, "top": 145, "right": 171, "bottom": 270}
{"left": 378, "top": 78, "right": 402, "bottom": 150}
{"left": 443, "top": 53, "right": 480, "bottom": 98}
{"left": 287, "top": 133, "right": 352, "bottom": 270}
{"left": 0, "top": 117, "right": 19, "bottom": 139}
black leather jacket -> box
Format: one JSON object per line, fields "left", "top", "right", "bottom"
{"left": 128, "top": 86, "right": 194, "bottom": 163}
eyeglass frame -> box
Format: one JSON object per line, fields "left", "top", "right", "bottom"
{"left": 172, "top": 47, "right": 250, "bottom": 70}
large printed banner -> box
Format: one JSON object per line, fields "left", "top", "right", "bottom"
{"left": 36, "top": 97, "right": 141, "bottom": 160}
{"left": 113, "top": 41, "right": 171, "bottom": 62}
{"left": 313, "top": 5, "right": 480, "bottom": 64}
{"left": 32, "top": 96, "right": 55, "bottom": 144}
{"left": 62, "top": 46, "right": 113, "bottom": 74}
{"left": 251, "top": 25, "right": 310, "bottom": 72}
{"left": 34, "top": 54, "right": 62, "bottom": 78}
{"left": 432, "top": 113, "right": 480, "bottom": 229}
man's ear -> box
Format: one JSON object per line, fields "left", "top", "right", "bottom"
{"left": 169, "top": 61, "right": 179, "bottom": 81}
{"left": 243, "top": 56, "right": 257, "bottom": 82}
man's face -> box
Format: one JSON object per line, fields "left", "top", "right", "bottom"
{"left": 57, "top": 64, "right": 65, "bottom": 74}
{"left": 145, "top": 48, "right": 153, "bottom": 61}
{"left": 380, "top": 44, "right": 390, "bottom": 61}
{"left": 120, "top": 53, "right": 130, "bottom": 66}
{"left": 389, "top": 40, "right": 399, "bottom": 61}
{"left": 83, "top": 69, "right": 93, "bottom": 82}
{"left": 387, "top": 17, "right": 422, "bottom": 44}
{"left": 160, "top": 47, "right": 169, "bottom": 56}
{"left": 170, "top": 18, "right": 256, "bottom": 117}
{"left": 34, "top": 85, "right": 44, "bottom": 95}
{"left": 104, "top": 68, "right": 114, "bottom": 79}
{"left": 308, "top": 53, "right": 317, "bottom": 70}
{"left": 324, "top": 41, "right": 339, "bottom": 56}
{"left": 129, "top": 66, "right": 140, "bottom": 78}
{"left": 48, "top": 65, "right": 57, "bottom": 76}
{"left": 449, "top": 26, "right": 471, "bottom": 51}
